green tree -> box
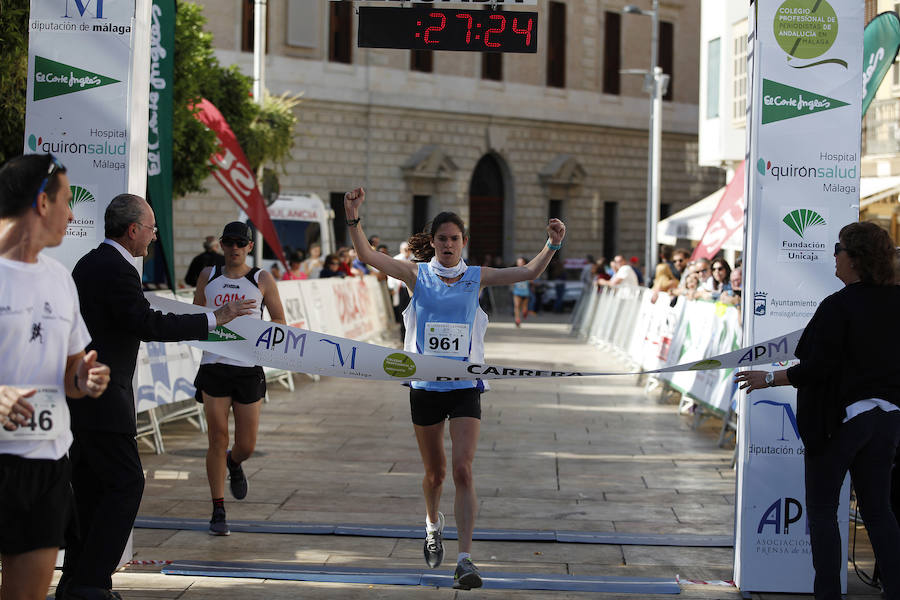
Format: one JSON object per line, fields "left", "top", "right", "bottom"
{"left": 0, "top": 0, "right": 298, "bottom": 195}
{"left": 173, "top": 1, "right": 299, "bottom": 197}
{"left": 0, "top": 0, "right": 30, "bottom": 165}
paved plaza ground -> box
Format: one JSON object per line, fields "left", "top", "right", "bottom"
{"left": 12, "top": 313, "right": 881, "bottom": 599}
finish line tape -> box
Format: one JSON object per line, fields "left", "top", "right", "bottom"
{"left": 148, "top": 293, "right": 799, "bottom": 383}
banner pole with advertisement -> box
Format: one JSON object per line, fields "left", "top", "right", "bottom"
{"left": 24, "top": 0, "right": 150, "bottom": 271}
{"left": 147, "top": 0, "right": 176, "bottom": 289}
{"left": 735, "top": 0, "right": 862, "bottom": 594}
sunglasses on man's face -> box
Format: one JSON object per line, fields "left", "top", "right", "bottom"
{"left": 33, "top": 154, "right": 65, "bottom": 208}
{"left": 221, "top": 238, "right": 249, "bottom": 248}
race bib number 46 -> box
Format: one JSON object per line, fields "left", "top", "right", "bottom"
{"left": 424, "top": 322, "right": 470, "bottom": 358}
{"left": 0, "top": 385, "right": 68, "bottom": 441}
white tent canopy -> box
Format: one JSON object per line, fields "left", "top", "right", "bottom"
{"left": 659, "top": 176, "right": 900, "bottom": 251}
{"left": 657, "top": 186, "right": 742, "bottom": 251}
{"left": 860, "top": 175, "right": 900, "bottom": 208}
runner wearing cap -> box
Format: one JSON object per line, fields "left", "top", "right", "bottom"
{"left": 193, "top": 221, "right": 286, "bottom": 535}
{"left": 343, "top": 187, "right": 566, "bottom": 590}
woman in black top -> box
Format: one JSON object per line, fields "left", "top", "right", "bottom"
{"left": 736, "top": 222, "right": 900, "bottom": 600}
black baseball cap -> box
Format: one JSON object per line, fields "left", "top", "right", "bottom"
{"left": 221, "top": 221, "right": 251, "bottom": 242}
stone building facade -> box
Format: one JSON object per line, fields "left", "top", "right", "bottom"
{"left": 172, "top": 0, "right": 723, "bottom": 281}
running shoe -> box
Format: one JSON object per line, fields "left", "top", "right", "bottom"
{"left": 226, "top": 450, "right": 248, "bottom": 500}
{"left": 453, "top": 557, "right": 483, "bottom": 590}
{"left": 423, "top": 512, "right": 445, "bottom": 568}
{"left": 209, "top": 505, "right": 230, "bottom": 536}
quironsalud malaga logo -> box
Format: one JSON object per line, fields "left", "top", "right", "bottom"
{"left": 782, "top": 209, "right": 826, "bottom": 239}
{"left": 774, "top": 0, "right": 846, "bottom": 69}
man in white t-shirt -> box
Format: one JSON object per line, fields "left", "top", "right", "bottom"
{"left": 0, "top": 154, "right": 110, "bottom": 600}
{"left": 389, "top": 242, "right": 413, "bottom": 338}
{"left": 597, "top": 255, "right": 639, "bottom": 288}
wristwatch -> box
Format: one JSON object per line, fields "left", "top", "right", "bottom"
{"left": 765, "top": 372, "right": 775, "bottom": 387}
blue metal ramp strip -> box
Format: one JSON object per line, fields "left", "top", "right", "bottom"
{"left": 555, "top": 530, "right": 733, "bottom": 547}
{"left": 135, "top": 516, "right": 731, "bottom": 547}
{"left": 135, "top": 516, "right": 336, "bottom": 535}
{"left": 162, "top": 560, "right": 681, "bottom": 594}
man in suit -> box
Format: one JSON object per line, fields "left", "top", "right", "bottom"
{"left": 59, "top": 194, "right": 255, "bottom": 600}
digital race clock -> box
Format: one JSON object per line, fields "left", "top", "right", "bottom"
{"left": 358, "top": 6, "right": 538, "bottom": 53}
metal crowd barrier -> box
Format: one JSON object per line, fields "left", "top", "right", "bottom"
{"left": 135, "top": 275, "right": 397, "bottom": 454}
{"left": 571, "top": 285, "right": 741, "bottom": 447}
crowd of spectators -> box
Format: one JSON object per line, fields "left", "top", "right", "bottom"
{"left": 584, "top": 245, "right": 743, "bottom": 310}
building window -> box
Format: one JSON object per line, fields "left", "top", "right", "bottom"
{"left": 658, "top": 21, "right": 674, "bottom": 101}
{"left": 330, "top": 193, "right": 347, "bottom": 247}
{"left": 603, "top": 201, "right": 618, "bottom": 260}
{"left": 411, "top": 50, "right": 433, "bottom": 73}
{"left": 329, "top": 1, "right": 353, "bottom": 64}
{"left": 241, "top": 0, "right": 268, "bottom": 53}
{"left": 548, "top": 199, "right": 563, "bottom": 222}
{"left": 660, "top": 202, "right": 672, "bottom": 221}
{"left": 602, "top": 12, "right": 621, "bottom": 95}
{"left": 412, "top": 195, "right": 430, "bottom": 235}
{"left": 482, "top": 52, "right": 503, "bottom": 81}
{"left": 286, "top": 0, "right": 319, "bottom": 48}
{"left": 732, "top": 19, "right": 748, "bottom": 127}
{"left": 546, "top": 1, "right": 566, "bottom": 88}
{"left": 707, "top": 37, "right": 720, "bottom": 119}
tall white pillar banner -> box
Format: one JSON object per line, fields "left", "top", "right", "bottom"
{"left": 24, "top": 0, "right": 137, "bottom": 271}
{"left": 735, "top": 0, "right": 862, "bottom": 594}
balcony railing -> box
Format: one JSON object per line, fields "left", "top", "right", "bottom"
{"left": 863, "top": 98, "right": 900, "bottom": 156}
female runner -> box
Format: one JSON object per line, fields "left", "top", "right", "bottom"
{"left": 511, "top": 257, "right": 531, "bottom": 326}
{"left": 193, "top": 221, "right": 285, "bottom": 536}
{"left": 343, "top": 188, "right": 565, "bottom": 589}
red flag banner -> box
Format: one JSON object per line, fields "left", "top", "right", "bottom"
{"left": 691, "top": 160, "right": 745, "bottom": 261}
{"left": 192, "top": 98, "right": 288, "bottom": 268}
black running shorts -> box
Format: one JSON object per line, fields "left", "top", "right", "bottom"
{"left": 409, "top": 387, "right": 482, "bottom": 426}
{"left": 0, "top": 454, "right": 74, "bottom": 554}
{"left": 194, "top": 363, "right": 266, "bottom": 404}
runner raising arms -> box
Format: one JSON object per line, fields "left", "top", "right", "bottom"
{"left": 193, "top": 222, "right": 286, "bottom": 536}
{"left": 343, "top": 188, "right": 565, "bottom": 590}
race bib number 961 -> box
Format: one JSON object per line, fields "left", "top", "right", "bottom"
{"left": 0, "top": 385, "right": 67, "bottom": 441}
{"left": 424, "top": 322, "right": 470, "bottom": 358}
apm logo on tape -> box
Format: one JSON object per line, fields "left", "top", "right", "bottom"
{"left": 147, "top": 294, "right": 802, "bottom": 383}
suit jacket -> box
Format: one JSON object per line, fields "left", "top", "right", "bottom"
{"left": 68, "top": 243, "right": 209, "bottom": 435}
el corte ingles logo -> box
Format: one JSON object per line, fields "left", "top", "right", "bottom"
{"left": 762, "top": 79, "right": 848, "bottom": 124}
{"left": 33, "top": 56, "right": 120, "bottom": 101}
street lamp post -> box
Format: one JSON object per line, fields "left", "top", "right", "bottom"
{"left": 623, "top": 1, "right": 668, "bottom": 283}
{"left": 252, "top": 0, "right": 267, "bottom": 267}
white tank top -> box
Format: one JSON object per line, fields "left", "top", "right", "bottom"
{"left": 201, "top": 265, "right": 263, "bottom": 367}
